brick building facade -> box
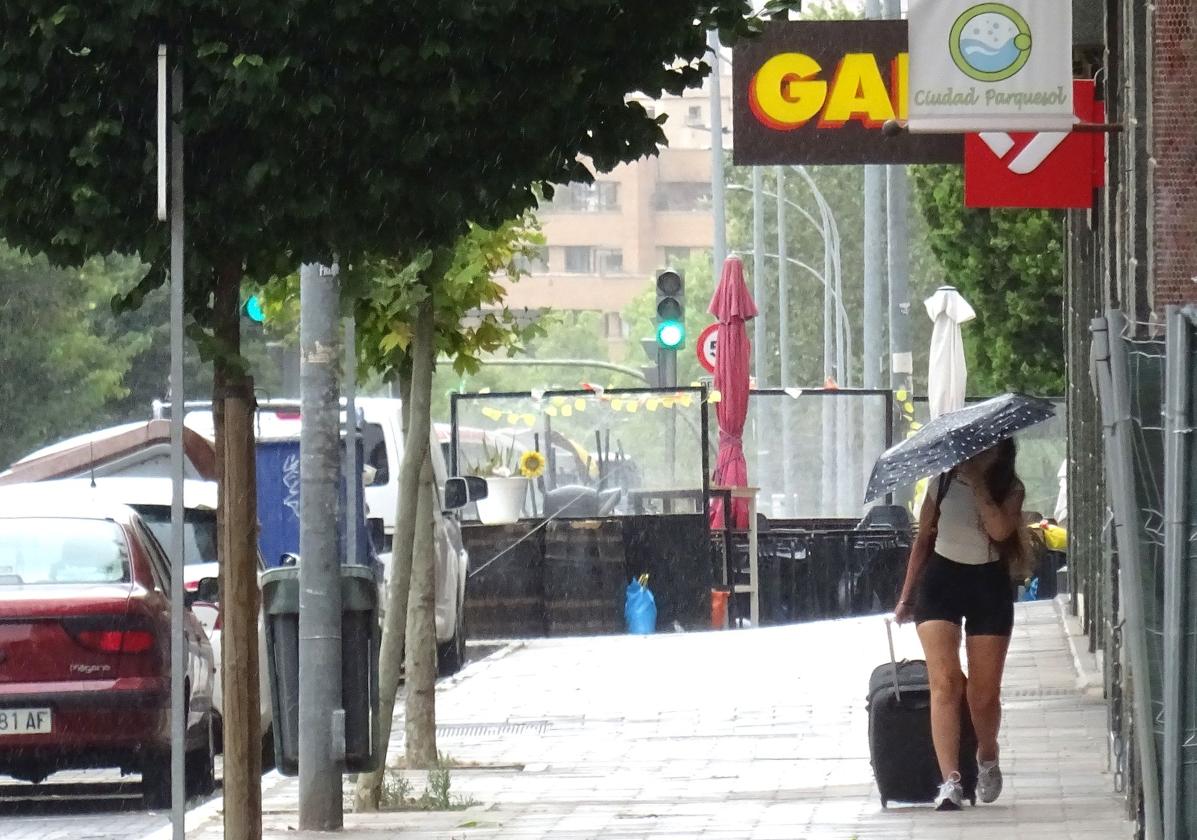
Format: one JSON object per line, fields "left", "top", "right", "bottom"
{"left": 1151, "top": 0, "right": 1197, "bottom": 307}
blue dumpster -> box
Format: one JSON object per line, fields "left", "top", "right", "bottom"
{"left": 255, "top": 438, "right": 376, "bottom": 569}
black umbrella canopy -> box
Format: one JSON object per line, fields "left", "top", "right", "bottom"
{"left": 864, "top": 393, "right": 1056, "bottom": 504}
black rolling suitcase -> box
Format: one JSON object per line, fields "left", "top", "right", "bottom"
{"left": 867, "top": 618, "right": 978, "bottom": 808}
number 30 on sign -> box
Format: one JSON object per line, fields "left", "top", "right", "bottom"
{"left": 697, "top": 323, "right": 719, "bottom": 374}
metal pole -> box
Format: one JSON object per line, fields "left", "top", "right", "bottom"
{"left": 298, "top": 262, "right": 345, "bottom": 830}
{"left": 752, "top": 168, "right": 766, "bottom": 389}
{"left": 708, "top": 29, "right": 727, "bottom": 275}
{"left": 752, "top": 167, "right": 767, "bottom": 505}
{"left": 344, "top": 315, "right": 358, "bottom": 565}
{"left": 1094, "top": 312, "right": 1163, "bottom": 840}
{"left": 166, "top": 51, "right": 187, "bottom": 840}
{"left": 863, "top": 0, "right": 885, "bottom": 391}
{"left": 1162, "top": 306, "right": 1190, "bottom": 840}
{"left": 776, "top": 167, "right": 794, "bottom": 515}
{"left": 816, "top": 183, "right": 837, "bottom": 515}
{"left": 884, "top": 0, "right": 912, "bottom": 397}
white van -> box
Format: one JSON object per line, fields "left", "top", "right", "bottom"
{"left": 173, "top": 398, "right": 470, "bottom": 674}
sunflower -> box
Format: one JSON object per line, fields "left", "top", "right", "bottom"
{"left": 518, "top": 449, "right": 546, "bottom": 479}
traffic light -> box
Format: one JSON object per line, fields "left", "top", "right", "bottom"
{"left": 243, "top": 294, "right": 266, "bottom": 324}
{"left": 654, "top": 268, "right": 685, "bottom": 350}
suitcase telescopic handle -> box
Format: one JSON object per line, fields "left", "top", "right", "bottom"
{"left": 884, "top": 616, "right": 902, "bottom": 702}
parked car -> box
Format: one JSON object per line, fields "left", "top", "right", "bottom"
{"left": 0, "top": 495, "right": 216, "bottom": 807}
{"left": 175, "top": 398, "right": 470, "bottom": 675}
{"left": 0, "top": 478, "right": 272, "bottom": 754}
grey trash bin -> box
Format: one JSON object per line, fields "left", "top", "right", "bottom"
{"left": 262, "top": 563, "right": 381, "bottom": 777}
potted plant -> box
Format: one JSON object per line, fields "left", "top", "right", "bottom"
{"left": 468, "top": 440, "right": 545, "bottom": 525}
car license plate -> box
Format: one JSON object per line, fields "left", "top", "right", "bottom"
{"left": 0, "top": 708, "right": 51, "bottom": 735}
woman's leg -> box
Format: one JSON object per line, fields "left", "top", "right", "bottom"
{"left": 965, "top": 633, "right": 1011, "bottom": 763}
{"left": 916, "top": 619, "right": 965, "bottom": 781}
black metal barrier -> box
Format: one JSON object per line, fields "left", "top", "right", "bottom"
{"left": 463, "top": 514, "right": 911, "bottom": 638}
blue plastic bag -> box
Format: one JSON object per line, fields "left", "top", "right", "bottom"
{"left": 625, "top": 579, "right": 657, "bottom": 635}
{"left": 1021, "top": 576, "right": 1040, "bottom": 601}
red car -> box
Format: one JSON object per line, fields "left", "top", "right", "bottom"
{"left": 0, "top": 496, "right": 216, "bottom": 807}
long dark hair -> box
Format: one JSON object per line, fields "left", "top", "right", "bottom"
{"left": 983, "top": 438, "right": 1031, "bottom": 579}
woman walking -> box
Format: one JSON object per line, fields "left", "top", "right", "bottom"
{"left": 895, "top": 438, "right": 1030, "bottom": 811}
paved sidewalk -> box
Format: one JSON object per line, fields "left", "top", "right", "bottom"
{"left": 170, "top": 601, "right": 1132, "bottom": 839}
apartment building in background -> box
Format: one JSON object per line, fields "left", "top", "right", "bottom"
{"left": 501, "top": 57, "right": 733, "bottom": 351}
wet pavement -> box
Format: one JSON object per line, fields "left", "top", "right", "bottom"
{"left": 173, "top": 600, "right": 1132, "bottom": 839}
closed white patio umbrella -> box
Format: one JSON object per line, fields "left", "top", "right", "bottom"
{"left": 925, "top": 285, "right": 976, "bottom": 420}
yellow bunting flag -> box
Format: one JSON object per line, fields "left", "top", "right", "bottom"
{"left": 896, "top": 388, "right": 908, "bottom": 402}
{"left": 545, "top": 406, "right": 558, "bottom": 417}
{"left": 611, "top": 399, "right": 624, "bottom": 411}
{"left": 522, "top": 414, "right": 536, "bottom": 428}
{"left": 561, "top": 405, "right": 573, "bottom": 418}
{"left": 709, "top": 390, "right": 722, "bottom": 403}
{"left": 506, "top": 413, "right": 519, "bottom": 424}
{"left": 481, "top": 407, "right": 503, "bottom": 421}
{"left": 574, "top": 398, "right": 587, "bottom": 411}
{"left": 627, "top": 401, "right": 639, "bottom": 413}
{"left": 646, "top": 399, "right": 659, "bottom": 412}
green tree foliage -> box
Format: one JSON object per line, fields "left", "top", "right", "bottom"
{"left": 353, "top": 216, "right": 547, "bottom": 384}
{"left": 0, "top": 243, "right": 144, "bottom": 466}
{"left": 911, "top": 165, "right": 1065, "bottom": 395}
{"left": 1, "top": 1, "right": 791, "bottom": 297}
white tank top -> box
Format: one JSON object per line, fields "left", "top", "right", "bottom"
{"left": 932, "top": 475, "right": 996, "bottom": 565}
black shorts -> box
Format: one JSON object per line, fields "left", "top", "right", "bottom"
{"left": 914, "top": 552, "right": 1015, "bottom": 637}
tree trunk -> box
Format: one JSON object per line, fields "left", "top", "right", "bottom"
{"left": 353, "top": 297, "right": 433, "bottom": 809}
{"left": 404, "top": 447, "right": 438, "bottom": 767}
{"left": 213, "top": 266, "right": 263, "bottom": 840}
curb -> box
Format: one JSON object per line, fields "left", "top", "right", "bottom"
{"left": 1054, "top": 594, "right": 1105, "bottom": 695}
{"left": 137, "top": 642, "right": 524, "bottom": 839}
{"left": 139, "top": 770, "right": 290, "bottom": 840}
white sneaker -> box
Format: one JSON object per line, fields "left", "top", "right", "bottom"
{"left": 934, "top": 772, "right": 964, "bottom": 811}
{"left": 977, "top": 758, "right": 1003, "bottom": 803}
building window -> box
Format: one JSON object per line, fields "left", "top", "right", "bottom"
{"left": 663, "top": 247, "right": 691, "bottom": 268}
{"left": 563, "top": 246, "right": 593, "bottom": 274}
{"left": 687, "top": 105, "right": 704, "bottom": 127}
{"left": 654, "top": 182, "right": 712, "bottom": 212}
{"left": 513, "top": 246, "right": 549, "bottom": 274}
{"left": 603, "top": 312, "right": 626, "bottom": 339}
{"left": 549, "top": 181, "right": 620, "bottom": 212}
{"left": 597, "top": 248, "right": 624, "bottom": 275}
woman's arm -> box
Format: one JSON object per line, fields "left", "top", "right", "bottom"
{"left": 895, "top": 483, "right": 940, "bottom": 622}
{"left": 972, "top": 480, "right": 1025, "bottom": 542}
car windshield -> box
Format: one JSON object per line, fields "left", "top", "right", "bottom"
{"left": 0, "top": 517, "right": 130, "bottom": 585}
{"left": 137, "top": 507, "right": 218, "bottom": 566}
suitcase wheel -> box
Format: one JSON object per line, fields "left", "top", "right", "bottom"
{"left": 969, "top": 796, "right": 977, "bottom": 807}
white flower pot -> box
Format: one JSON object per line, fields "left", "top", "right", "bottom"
{"left": 475, "top": 476, "right": 529, "bottom": 525}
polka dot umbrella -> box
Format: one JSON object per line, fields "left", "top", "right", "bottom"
{"left": 863, "top": 393, "right": 1056, "bottom": 503}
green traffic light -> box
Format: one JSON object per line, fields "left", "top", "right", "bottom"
{"left": 656, "top": 319, "right": 685, "bottom": 350}
{"left": 244, "top": 295, "right": 266, "bottom": 324}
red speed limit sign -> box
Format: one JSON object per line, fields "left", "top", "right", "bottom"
{"left": 697, "top": 323, "right": 718, "bottom": 373}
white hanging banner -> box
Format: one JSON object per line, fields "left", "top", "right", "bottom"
{"left": 907, "top": 0, "right": 1073, "bottom": 132}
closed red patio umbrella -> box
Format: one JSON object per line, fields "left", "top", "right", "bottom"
{"left": 708, "top": 255, "right": 758, "bottom": 530}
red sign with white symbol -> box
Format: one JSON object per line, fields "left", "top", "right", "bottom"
{"left": 697, "top": 323, "right": 719, "bottom": 374}
{"left": 964, "top": 80, "right": 1105, "bottom": 209}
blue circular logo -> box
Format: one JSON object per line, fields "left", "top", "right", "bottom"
{"left": 950, "top": 3, "right": 1032, "bottom": 82}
